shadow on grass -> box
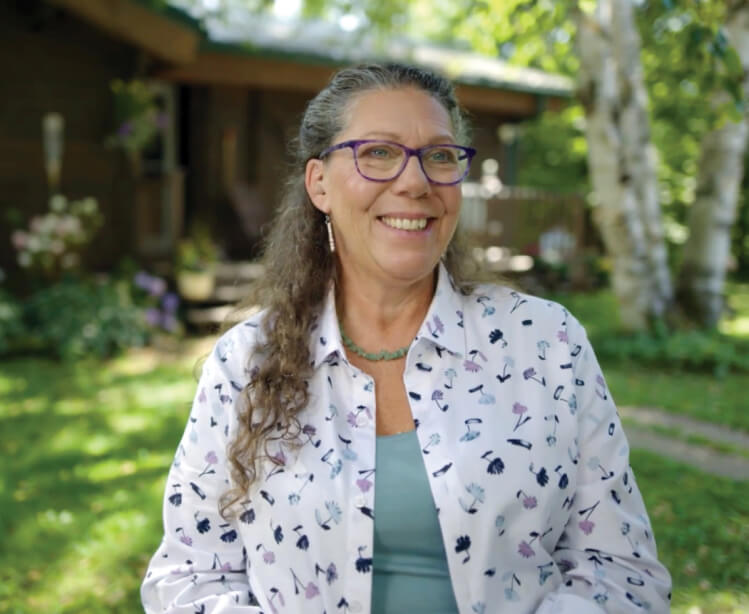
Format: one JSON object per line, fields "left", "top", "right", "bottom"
{"left": 0, "top": 355, "right": 199, "bottom": 614}
{"left": 631, "top": 449, "right": 749, "bottom": 610}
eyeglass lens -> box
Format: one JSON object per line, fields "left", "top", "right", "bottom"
{"left": 354, "top": 141, "right": 470, "bottom": 184}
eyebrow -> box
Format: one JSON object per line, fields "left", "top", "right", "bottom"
{"left": 358, "top": 131, "right": 456, "bottom": 144}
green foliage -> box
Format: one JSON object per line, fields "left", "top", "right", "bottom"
{"left": 175, "top": 226, "right": 220, "bottom": 273}
{"left": 594, "top": 324, "right": 749, "bottom": 375}
{"left": 23, "top": 277, "right": 149, "bottom": 360}
{"left": 632, "top": 449, "right": 749, "bottom": 612}
{"left": 0, "top": 288, "right": 25, "bottom": 354}
{"left": 549, "top": 284, "right": 749, "bottom": 374}
{"left": 105, "top": 80, "right": 167, "bottom": 154}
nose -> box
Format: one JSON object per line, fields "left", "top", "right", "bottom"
{"left": 393, "top": 153, "right": 430, "bottom": 198}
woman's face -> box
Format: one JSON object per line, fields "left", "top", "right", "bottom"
{"left": 306, "top": 87, "right": 463, "bottom": 290}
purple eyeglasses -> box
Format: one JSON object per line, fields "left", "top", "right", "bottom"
{"left": 318, "top": 139, "right": 477, "bottom": 186}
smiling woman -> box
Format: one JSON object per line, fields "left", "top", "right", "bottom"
{"left": 141, "top": 63, "right": 672, "bottom": 614}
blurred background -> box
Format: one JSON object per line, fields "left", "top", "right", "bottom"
{"left": 0, "top": 0, "right": 747, "bottom": 612}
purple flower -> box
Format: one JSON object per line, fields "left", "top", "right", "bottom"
{"left": 557, "top": 330, "right": 568, "bottom": 342}
{"left": 205, "top": 451, "right": 218, "bottom": 465}
{"left": 463, "top": 360, "right": 481, "bottom": 372}
{"left": 144, "top": 308, "right": 161, "bottom": 327}
{"left": 523, "top": 368, "right": 536, "bottom": 380}
{"left": 149, "top": 276, "right": 167, "bottom": 297}
{"left": 523, "top": 495, "right": 537, "bottom": 509}
{"left": 579, "top": 520, "right": 595, "bottom": 535}
{"left": 302, "top": 424, "right": 317, "bottom": 436}
{"left": 162, "top": 314, "right": 179, "bottom": 332}
{"left": 118, "top": 121, "right": 133, "bottom": 136}
{"left": 518, "top": 540, "right": 535, "bottom": 558}
{"left": 356, "top": 478, "right": 372, "bottom": 492}
{"left": 133, "top": 271, "right": 151, "bottom": 290}
{"left": 263, "top": 551, "right": 275, "bottom": 564}
{"left": 161, "top": 292, "right": 179, "bottom": 313}
{"left": 431, "top": 390, "right": 444, "bottom": 401}
{"left": 179, "top": 534, "right": 192, "bottom": 546}
{"left": 512, "top": 402, "right": 527, "bottom": 415}
{"left": 304, "top": 582, "right": 319, "bottom": 599}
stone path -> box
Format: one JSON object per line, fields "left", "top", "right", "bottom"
{"left": 620, "top": 406, "right": 749, "bottom": 481}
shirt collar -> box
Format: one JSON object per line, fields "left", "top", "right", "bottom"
{"left": 310, "top": 262, "right": 466, "bottom": 369}
{"left": 310, "top": 283, "right": 346, "bottom": 369}
{"left": 414, "top": 262, "right": 466, "bottom": 357}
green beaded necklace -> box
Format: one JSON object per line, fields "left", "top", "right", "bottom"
{"left": 339, "top": 325, "right": 409, "bottom": 361}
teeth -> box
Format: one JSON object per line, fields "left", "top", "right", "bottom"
{"left": 382, "top": 217, "right": 428, "bottom": 231}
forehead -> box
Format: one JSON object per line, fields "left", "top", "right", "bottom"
{"left": 340, "top": 87, "right": 455, "bottom": 140}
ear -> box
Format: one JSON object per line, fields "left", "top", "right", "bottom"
{"left": 305, "top": 158, "right": 329, "bottom": 214}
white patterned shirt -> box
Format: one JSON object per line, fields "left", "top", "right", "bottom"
{"left": 142, "top": 264, "right": 671, "bottom": 614}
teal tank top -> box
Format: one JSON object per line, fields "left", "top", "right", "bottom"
{"left": 372, "top": 429, "right": 460, "bottom": 614}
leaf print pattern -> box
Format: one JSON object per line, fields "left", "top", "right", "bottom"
{"left": 142, "top": 263, "right": 671, "bottom": 614}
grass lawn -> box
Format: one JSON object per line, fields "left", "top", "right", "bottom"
{"left": 549, "top": 282, "right": 749, "bottom": 433}
{"left": 0, "top": 319, "right": 747, "bottom": 613}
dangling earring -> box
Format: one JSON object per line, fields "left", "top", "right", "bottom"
{"left": 325, "top": 214, "right": 336, "bottom": 253}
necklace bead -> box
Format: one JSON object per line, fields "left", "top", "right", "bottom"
{"left": 339, "top": 325, "right": 409, "bottom": 361}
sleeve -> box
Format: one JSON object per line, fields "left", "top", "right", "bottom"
{"left": 141, "top": 336, "right": 264, "bottom": 613}
{"left": 536, "top": 314, "right": 672, "bottom": 614}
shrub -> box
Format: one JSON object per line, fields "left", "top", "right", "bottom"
{"left": 0, "top": 288, "right": 25, "bottom": 354}
{"left": 23, "top": 277, "right": 149, "bottom": 360}
{"left": 593, "top": 324, "right": 749, "bottom": 375}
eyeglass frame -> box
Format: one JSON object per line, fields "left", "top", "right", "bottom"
{"left": 318, "top": 139, "right": 477, "bottom": 186}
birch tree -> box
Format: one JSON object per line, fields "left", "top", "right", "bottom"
{"left": 574, "top": 0, "right": 672, "bottom": 330}
{"left": 676, "top": 0, "right": 749, "bottom": 327}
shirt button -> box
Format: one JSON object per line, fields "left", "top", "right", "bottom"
{"left": 349, "top": 601, "right": 363, "bottom": 613}
{"left": 355, "top": 414, "right": 368, "bottom": 427}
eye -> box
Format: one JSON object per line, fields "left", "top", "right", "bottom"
{"left": 358, "top": 143, "right": 399, "bottom": 159}
{"left": 425, "top": 147, "right": 459, "bottom": 164}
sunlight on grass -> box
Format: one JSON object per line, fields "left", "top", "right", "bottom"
{"left": 1, "top": 328, "right": 747, "bottom": 614}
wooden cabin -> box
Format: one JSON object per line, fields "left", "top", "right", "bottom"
{"left": 0, "top": 0, "right": 573, "bottom": 284}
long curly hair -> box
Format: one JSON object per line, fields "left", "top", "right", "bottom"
{"left": 220, "top": 63, "right": 477, "bottom": 517}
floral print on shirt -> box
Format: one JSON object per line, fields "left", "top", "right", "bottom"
{"left": 142, "top": 264, "right": 671, "bottom": 614}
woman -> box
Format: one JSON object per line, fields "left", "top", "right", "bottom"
{"left": 142, "top": 63, "right": 671, "bottom": 614}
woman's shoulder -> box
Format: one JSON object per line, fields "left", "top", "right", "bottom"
{"left": 204, "top": 308, "right": 270, "bottom": 377}
{"left": 466, "top": 280, "right": 571, "bottom": 322}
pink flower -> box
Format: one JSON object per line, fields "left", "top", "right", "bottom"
{"left": 263, "top": 551, "right": 276, "bottom": 564}
{"left": 522, "top": 495, "right": 537, "bottom": 509}
{"left": 271, "top": 450, "right": 286, "bottom": 466}
{"left": 557, "top": 330, "right": 568, "bottom": 342}
{"left": 463, "top": 359, "right": 481, "bottom": 372}
{"left": 304, "top": 582, "right": 320, "bottom": 599}
{"left": 179, "top": 534, "right": 193, "bottom": 546}
{"left": 512, "top": 402, "right": 527, "bottom": 415}
{"left": 579, "top": 520, "right": 595, "bottom": 535}
{"left": 11, "top": 231, "right": 27, "bottom": 249}
{"left": 356, "top": 478, "right": 372, "bottom": 492}
{"left": 346, "top": 412, "right": 358, "bottom": 428}
{"left": 205, "top": 451, "right": 218, "bottom": 465}
{"left": 518, "top": 540, "right": 535, "bottom": 558}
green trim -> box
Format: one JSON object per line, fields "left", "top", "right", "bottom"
{"left": 340, "top": 326, "right": 409, "bottom": 361}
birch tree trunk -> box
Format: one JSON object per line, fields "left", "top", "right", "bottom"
{"left": 575, "top": 0, "right": 672, "bottom": 331}
{"left": 676, "top": 2, "right": 749, "bottom": 327}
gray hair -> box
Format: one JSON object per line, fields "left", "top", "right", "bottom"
{"left": 222, "top": 63, "right": 474, "bottom": 517}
